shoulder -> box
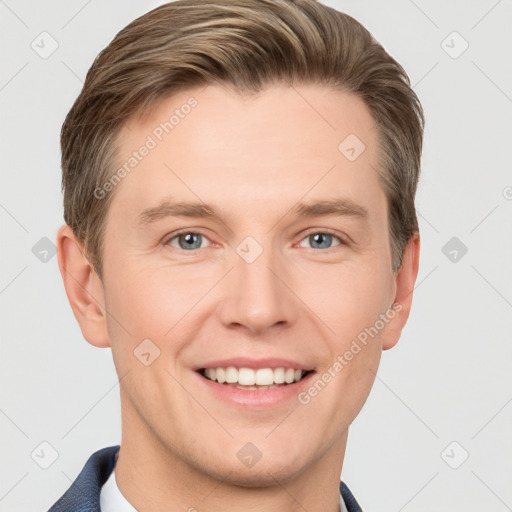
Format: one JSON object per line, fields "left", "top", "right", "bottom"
{"left": 47, "top": 445, "right": 120, "bottom": 512}
{"left": 340, "top": 480, "right": 363, "bottom": 512}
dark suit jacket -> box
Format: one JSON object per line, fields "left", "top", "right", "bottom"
{"left": 48, "top": 445, "right": 362, "bottom": 511}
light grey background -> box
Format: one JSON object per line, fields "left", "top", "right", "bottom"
{"left": 1, "top": 1, "right": 511, "bottom": 511}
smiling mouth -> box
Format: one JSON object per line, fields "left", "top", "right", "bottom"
{"left": 198, "top": 366, "right": 313, "bottom": 390}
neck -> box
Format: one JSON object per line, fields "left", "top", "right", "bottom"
{"left": 115, "top": 401, "right": 348, "bottom": 512}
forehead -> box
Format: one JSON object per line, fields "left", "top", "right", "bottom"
{"left": 106, "top": 83, "right": 384, "bottom": 227}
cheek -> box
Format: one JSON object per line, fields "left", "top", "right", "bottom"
{"left": 296, "top": 269, "right": 390, "bottom": 428}
{"left": 299, "top": 261, "right": 393, "bottom": 349}
{"left": 104, "top": 263, "right": 194, "bottom": 332}
{"left": 103, "top": 262, "right": 215, "bottom": 368}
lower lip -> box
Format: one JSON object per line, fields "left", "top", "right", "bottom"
{"left": 195, "top": 371, "right": 315, "bottom": 408}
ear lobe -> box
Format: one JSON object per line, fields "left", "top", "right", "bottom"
{"left": 56, "top": 224, "right": 110, "bottom": 348}
{"left": 382, "top": 233, "right": 420, "bottom": 351}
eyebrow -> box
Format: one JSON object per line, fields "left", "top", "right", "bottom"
{"left": 138, "top": 197, "right": 369, "bottom": 225}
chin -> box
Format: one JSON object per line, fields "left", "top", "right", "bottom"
{"left": 206, "top": 459, "right": 310, "bottom": 488}
{"left": 193, "top": 441, "right": 319, "bottom": 488}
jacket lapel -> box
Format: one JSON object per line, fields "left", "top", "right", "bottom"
{"left": 47, "top": 445, "right": 119, "bottom": 512}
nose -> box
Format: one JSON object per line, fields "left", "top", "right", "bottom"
{"left": 217, "top": 242, "right": 298, "bottom": 335}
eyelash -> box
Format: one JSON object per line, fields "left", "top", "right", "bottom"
{"left": 162, "top": 229, "right": 346, "bottom": 252}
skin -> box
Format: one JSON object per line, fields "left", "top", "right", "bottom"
{"left": 57, "top": 83, "right": 420, "bottom": 512}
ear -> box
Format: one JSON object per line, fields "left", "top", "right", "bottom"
{"left": 56, "top": 224, "right": 110, "bottom": 348}
{"left": 382, "top": 233, "right": 420, "bottom": 350}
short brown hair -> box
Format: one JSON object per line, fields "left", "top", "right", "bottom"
{"left": 61, "top": 0, "right": 424, "bottom": 280}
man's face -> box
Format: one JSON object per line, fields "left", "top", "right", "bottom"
{"left": 98, "top": 84, "right": 405, "bottom": 484}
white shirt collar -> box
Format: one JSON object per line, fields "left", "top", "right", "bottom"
{"left": 100, "top": 466, "right": 138, "bottom": 512}
{"left": 100, "top": 467, "right": 348, "bottom": 512}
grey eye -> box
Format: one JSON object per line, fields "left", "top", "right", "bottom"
{"left": 300, "top": 232, "right": 342, "bottom": 250}
{"left": 168, "top": 232, "right": 207, "bottom": 250}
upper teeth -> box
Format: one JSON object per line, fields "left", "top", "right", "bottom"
{"left": 203, "top": 367, "right": 305, "bottom": 386}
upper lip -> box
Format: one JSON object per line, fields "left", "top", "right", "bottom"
{"left": 194, "top": 357, "right": 314, "bottom": 371}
